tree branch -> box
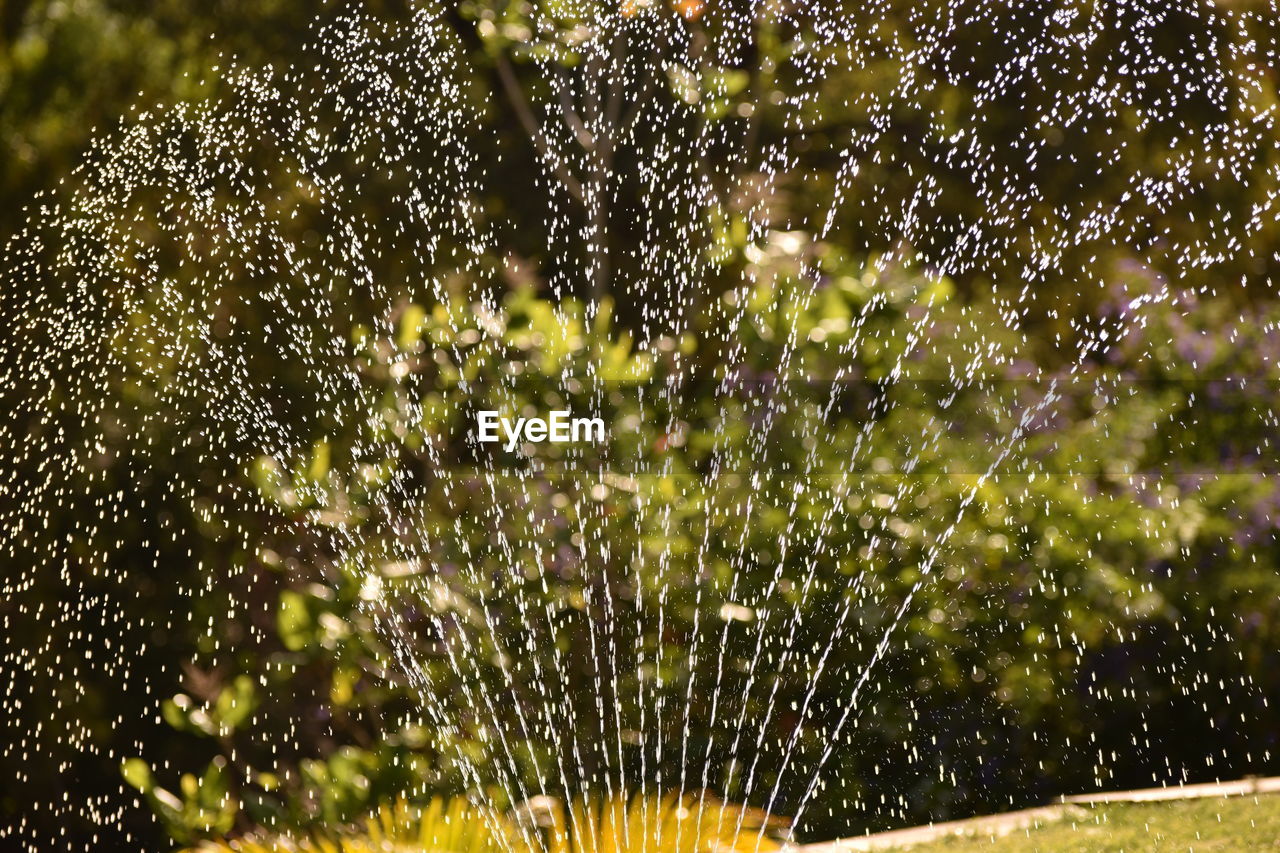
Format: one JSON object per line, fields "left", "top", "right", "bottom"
{"left": 553, "top": 63, "right": 596, "bottom": 151}
{"left": 494, "top": 52, "right": 585, "bottom": 203}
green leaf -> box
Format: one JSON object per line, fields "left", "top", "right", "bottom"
{"left": 161, "top": 695, "right": 191, "bottom": 732}
{"left": 214, "top": 675, "right": 258, "bottom": 731}
{"left": 398, "top": 303, "right": 426, "bottom": 350}
{"left": 197, "top": 761, "right": 230, "bottom": 811}
{"left": 307, "top": 439, "right": 330, "bottom": 482}
{"left": 180, "top": 773, "right": 199, "bottom": 801}
{"left": 278, "top": 589, "right": 313, "bottom": 651}
{"left": 120, "top": 758, "right": 154, "bottom": 793}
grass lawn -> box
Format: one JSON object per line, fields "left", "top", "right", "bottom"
{"left": 898, "top": 794, "right": 1280, "bottom": 852}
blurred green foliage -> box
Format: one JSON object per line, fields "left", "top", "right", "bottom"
{"left": 3, "top": 1, "right": 1279, "bottom": 307}
{"left": 2, "top": 1, "right": 1279, "bottom": 851}
{"left": 106, "top": 255, "right": 1280, "bottom": 845}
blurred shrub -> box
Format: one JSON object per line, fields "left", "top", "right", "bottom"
{"left": 107, "top": 249, "right": 1280, "bottom": 845}
{"left": 3, "top": 2, "right": 1279, "bottom": 849}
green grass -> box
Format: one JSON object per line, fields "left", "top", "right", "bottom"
{"left": 898, "top": 794, "right": 1280, "bottom": 852}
